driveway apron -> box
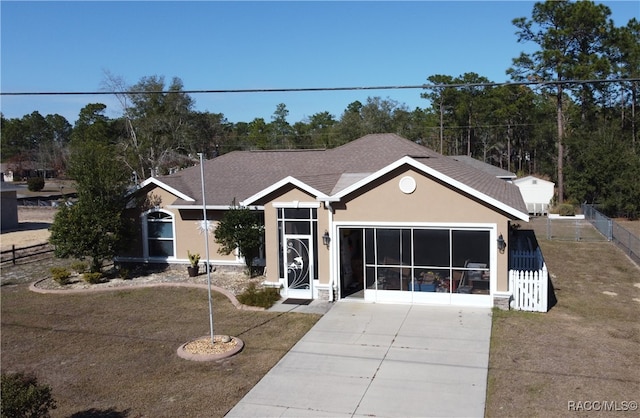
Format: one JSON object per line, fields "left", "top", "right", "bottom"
{"left": 226, "top": 302, "right": 492, "bottom": 417}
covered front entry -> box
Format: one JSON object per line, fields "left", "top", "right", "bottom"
{"left": 337, "top": 225, "right": 494, "bottom": 307}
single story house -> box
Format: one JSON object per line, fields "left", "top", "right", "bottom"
{"left": 0, "top": 162, "right": 56, "bottom": 181}
{"left": 121, "top": 134, "right": 530, "bottom": 309}
{"left": 1, "top": 163, "right": 15, "bottom": 182}
{"left": 513, "top": 175, "right": 555, "bottom": 215}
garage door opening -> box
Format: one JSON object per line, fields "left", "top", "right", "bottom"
{"left": 339, "top": 228, "right": 364, "bottom": 298}
{"left": 338, "top": 226, "right": 492, "bottom": 304}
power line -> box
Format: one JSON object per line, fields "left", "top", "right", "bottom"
{"left": 1, "top": 78, "right": 638, "bottom": 96}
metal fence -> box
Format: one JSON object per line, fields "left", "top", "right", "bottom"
{"left": 17, "top": 199, "right": 57, "bottom": 207}
{"left": 583, "top": 204, "right": 640, "bottom": 265}
{"left": 545, "top": 215, "right": 608, "bottom": 242}
{"left": 17, "top": 193, "right": 76, "bottom": 207}
{"left": 581, "top": 204, "right": 613, "bottom": 240}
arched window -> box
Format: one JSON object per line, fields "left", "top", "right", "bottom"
{"left": 144, "top": 210, "right": 175, "bottom": 258}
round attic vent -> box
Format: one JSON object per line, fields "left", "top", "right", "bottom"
{"left": 399, "top": 176, "right": 416, "bottom": 194}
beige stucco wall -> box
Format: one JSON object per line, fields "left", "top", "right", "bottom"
{"left": 333, "top": 167, "right": 512, "bottom": 292}
{"left": 259, "top": 167, "right": 514, "bottom": 293}
{"left": 333, "top": 168, "right": 509, "bottom": 224}
{"left": 174, "top": 209, "right": 238, "bottom": 264}
{"left": 123, "top": 185, "right": 239, "bottom": 264}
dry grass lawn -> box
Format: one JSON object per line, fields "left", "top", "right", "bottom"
{"left": 3, "top": 209, "right": 638, "bottom": 417}
{"left": 615, "top": 219, "right": 640, "bottom": 237}
{"left": 486, "top": 218, "right": 640, "bottom": 417}
{"left": 1, "top": 276, "right": 320, "bottom": 417}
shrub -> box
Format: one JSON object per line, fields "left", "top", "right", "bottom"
{"left": 82, "top": 272, "right": 102, "bottom": 284}
{"left": 50, "top": 267, "right": 71, "bottom": 285}
{"left": 1, "top": 372, "right": 57, "bottom": 418}
{"left": 558, "top": 204, "right": 576, "bottom": 216}
{"left": 237, "top": 282, "right": 281, "bottom": 308}
{"left": 70, "top": 261, "right": 87, "bottom": 274}
{"left": 26, "top": 177, "right": 45, "bottom": 192}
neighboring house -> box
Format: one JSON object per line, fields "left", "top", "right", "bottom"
{"left": 0, "top": 182, "right": 19, "bottom": 231}
{"left": 0, "top": 163, "right": 15, "bottom": 182}
{"left": 0, "top": 161, "right": 56, "bottom": 180}
{"left": 513, "top": 176, "right": 555, "bottom": 215}
{"left": 450, "top": 155, "right": 517, "bottom": 182}
{"left": 121, "top": 134, "right": 530, "bottom": 309}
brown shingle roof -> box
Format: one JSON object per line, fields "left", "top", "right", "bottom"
{"left": 151, "top": 133, "right": 527, "bottom": 218}
{"left": 450, "top": 155, "right": 517, "bottom": 179}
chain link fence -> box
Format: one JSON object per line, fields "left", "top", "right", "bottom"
{"left": 545, "top": 214, "right": 609, "bottom": 242}
{"left": 582, "top": 204, "right": 640, "bottom": 265}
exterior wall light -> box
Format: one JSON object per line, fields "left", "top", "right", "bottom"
{"left": 322, "top": 231, "right": 331, "bottom": 248}
{"left": 497, "top": 233, "right": 506, "bottom": 254}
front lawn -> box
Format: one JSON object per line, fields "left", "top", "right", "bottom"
{"left": 1, "top": 281, "right": 319, "bottom": 417}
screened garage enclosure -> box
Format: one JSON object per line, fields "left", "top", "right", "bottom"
{"left": 339, "top": 227, "right": 491, "bottom": 305}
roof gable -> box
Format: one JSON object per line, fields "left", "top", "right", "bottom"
{"left": 332, "top": 156, "right": 529, "bottom": 221}
{"left": 136, "top": 177, "right": 195, "bottom": 202}
{"left": 241, "top": 176, "right": 330, "bottom": 206}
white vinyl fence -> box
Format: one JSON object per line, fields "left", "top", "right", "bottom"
{"left": 509, "top": 263, "right": 548, "bottom": 312}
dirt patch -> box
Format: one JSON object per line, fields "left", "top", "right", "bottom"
{"left": 486, "top": 218, "right": 640, "bottom": 417}
{"left": 0, "top": 207, "right": 56, "bottom": 251}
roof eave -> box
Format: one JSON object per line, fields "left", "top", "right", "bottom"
{"left": 133, "top": 177, "right": 195, "bottom": 202}
{"left": 167, "top": 204, "right": 265, "bottom": 210}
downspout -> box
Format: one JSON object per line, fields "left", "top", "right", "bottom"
{"left": 324, "top": 200, "right": 335, "bottom": 302}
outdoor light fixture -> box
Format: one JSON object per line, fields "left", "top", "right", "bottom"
{"left": 322, "top": 231, "right": 331, "bottom": 248}
{"left": 497, "top": 234, "right": 506, "bottom": 254}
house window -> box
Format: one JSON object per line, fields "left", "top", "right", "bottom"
{"left": 146, "top": 210, "right": 174, "bottom": 258}
{"left": 277, "top": 208, "right": 318, "bottom": 280}
{"left": 363, "top": 227, "right": 490, "bottom": 294}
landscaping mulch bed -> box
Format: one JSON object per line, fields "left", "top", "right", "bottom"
{"left": 31, "top": 263, "right": 264, "bottom": 296}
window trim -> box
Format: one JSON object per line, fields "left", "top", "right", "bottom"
{"left": 142, "top": 208, "right": 176, "bottom": 260}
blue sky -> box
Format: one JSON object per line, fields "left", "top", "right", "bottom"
{"left": 1, "top": 1, "right": 638, "bottom": 125}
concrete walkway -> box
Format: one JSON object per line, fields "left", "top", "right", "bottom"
{"left": 227, "top": 301, "right": 492, "bottom": 417}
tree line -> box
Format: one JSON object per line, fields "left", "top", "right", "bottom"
{"left": 1, "top": 0, "right": 639, "bottom": 217}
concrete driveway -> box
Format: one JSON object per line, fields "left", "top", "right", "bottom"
{"left": 227, "top": 301, "right": 492, "bottom": 417}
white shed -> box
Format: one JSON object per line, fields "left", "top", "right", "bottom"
{"left": 513, "top": 176, "right": 555, "bottom": 215}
